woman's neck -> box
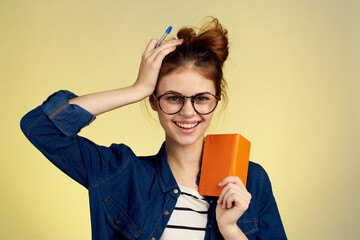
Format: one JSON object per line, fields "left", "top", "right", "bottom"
{"left": 165, "top": 136, "right": 204, "bottom": 189}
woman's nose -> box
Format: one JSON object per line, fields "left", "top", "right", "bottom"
{"left": 179, "top": 98, "right": 197, "bottom": 116}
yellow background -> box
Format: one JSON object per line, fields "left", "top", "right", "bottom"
{"left": 1, "top": 0, "right": 359, "bottom": 239}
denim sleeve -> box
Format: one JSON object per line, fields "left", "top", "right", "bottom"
{"left": 20, "top": 90, "right": 127, "bottom": 189}
{"left": 40, "top": 90, "right": 95, "bottom": 137}
{"left": 257, "top": 167, "right": 287, "bottom": 240}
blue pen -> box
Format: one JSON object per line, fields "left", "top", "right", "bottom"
{"left": 155, "top": 26, "right": 172, "bottom": 48}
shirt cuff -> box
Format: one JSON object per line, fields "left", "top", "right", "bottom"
{"left": 41, "top": 90, "right": 96, "bottom": 137}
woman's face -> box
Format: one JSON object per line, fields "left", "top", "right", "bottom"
{"left": 151, "top": 69, "right": 216, "bottom": 147}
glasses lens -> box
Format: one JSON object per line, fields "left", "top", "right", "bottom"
{"left": 159, "top": 93, "right": 183, "bottom": 114}
{"left": 193, "top": 93, "right": 218, "bottom": 114}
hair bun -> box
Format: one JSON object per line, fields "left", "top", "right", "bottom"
{"left": 177, "top": 28, "right": 196, "bottom": 45}
{"left": 177, "top": 18, "right": 229, "bottom": 66}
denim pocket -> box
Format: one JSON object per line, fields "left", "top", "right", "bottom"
{"left": 237, "top": 218, "right": 258, "bottom": 237}
{"left": 103, "top": 195, "right": 141, "bottom": 239}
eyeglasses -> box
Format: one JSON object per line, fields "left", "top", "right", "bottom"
{"left": 153, "top": 92, "right": 221, "bottom": 115}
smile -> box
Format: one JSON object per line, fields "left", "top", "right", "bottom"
{"left": 174, "top": 121, "right": 200, "bottom": 129}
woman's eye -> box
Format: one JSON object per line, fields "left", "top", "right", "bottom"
{"left": 195, "top": 96, "right": 209, "bottom": 101}
{"left": 166, "top": 96, "right": 181, "bottom": 102}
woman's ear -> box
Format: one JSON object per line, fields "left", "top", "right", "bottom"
{"left": 149, "top": 95, "right": 158, "bottom": 111}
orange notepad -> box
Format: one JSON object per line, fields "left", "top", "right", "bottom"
{"left": 198, "top": 134, "right": 251, "bottom": 196}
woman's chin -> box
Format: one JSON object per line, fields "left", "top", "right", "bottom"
{"left": 166, "top": 132, "right": 204, "bottom": 147}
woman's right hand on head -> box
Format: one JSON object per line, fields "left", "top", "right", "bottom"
{"left": 133, "top": 38, "right": 183, "bottom": 97}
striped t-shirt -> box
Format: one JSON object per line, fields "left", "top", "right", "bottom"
{"left": 160, "top": 186, "right": 210, "bottom": 240}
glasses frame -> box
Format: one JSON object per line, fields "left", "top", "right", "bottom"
{"left": 153, "top": 92, "right": 221, "bottom": 115}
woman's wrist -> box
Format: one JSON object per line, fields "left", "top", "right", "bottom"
{"left": 218, "top": 223, "right": 248, "bottom": 240}
{"left": 131, "top": 82, "right": 154, "bottom": 99}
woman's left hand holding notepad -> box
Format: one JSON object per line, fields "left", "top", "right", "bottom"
{"left": 215, "top": 176, "right": 252, "bottom": 239}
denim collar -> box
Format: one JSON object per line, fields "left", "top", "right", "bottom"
{"left": 156, "top": 142, "right": 179, "bottom": 193}
{"left": 156, "top": 142, "right": 204, "bottom": 193}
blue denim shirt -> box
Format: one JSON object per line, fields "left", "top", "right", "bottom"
{"left": 20, "top": 90, "right": 287, "bottom": 240}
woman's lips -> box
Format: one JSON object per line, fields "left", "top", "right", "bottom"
{"left": 173, "top": 121, "right": 200, "bottom": 134}
{"left": 174, "top": 121, "right": 200, "bottom": 129}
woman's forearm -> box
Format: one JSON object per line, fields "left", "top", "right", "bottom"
{"left": 68, "top": 84, "right": 148, "bottom": 116}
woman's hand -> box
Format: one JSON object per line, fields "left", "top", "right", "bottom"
{"left": 216, "top": 176, "right": 251, "bottom": 240}
{"left": 133, "top": 38, "right": 183, "bottom": 97}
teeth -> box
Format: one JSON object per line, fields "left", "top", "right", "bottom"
{"left": 175, "top": 122, "right": 198, "bottom": 129}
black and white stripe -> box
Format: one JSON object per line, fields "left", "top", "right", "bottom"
{"left": 160, "top": 186, "right": 210, "bottom": 240}
{"left": 174, "top": 207, "right": 208, "bottom": 214}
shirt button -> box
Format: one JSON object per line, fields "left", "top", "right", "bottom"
{"left": 174, "top": 189, "right": 179, "bottom": 194}
{"left": 209, "top": 224, "right": 211, "bottom": 228}
{"left": 164, "top": 210, "right": 169, "bottom": 216}
{"left": 209, "top": 200, "right": 214, "bottom": 204}
{"left": 151, "top": 238, "right": 156, "bottom": 240}
{"left": 114, "top": 219, "right": 120, "bottom": 225}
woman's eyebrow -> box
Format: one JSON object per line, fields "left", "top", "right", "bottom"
{"left": 164, "top": 90, "right": 182, "bottom": 94}
{"left": 193, "top": 91, "right": 213, "bottom": 95}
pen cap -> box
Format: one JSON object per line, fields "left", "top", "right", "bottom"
{"left": 166, "top": 26, "right": 172, "bottom": 34}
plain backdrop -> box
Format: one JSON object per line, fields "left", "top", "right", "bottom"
{"left": 0, "top": 0, "right": 359, "bottom": 239}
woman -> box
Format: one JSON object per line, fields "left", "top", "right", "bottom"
{"left": 21, "top": 18, "right": 287, "bottom": 240}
